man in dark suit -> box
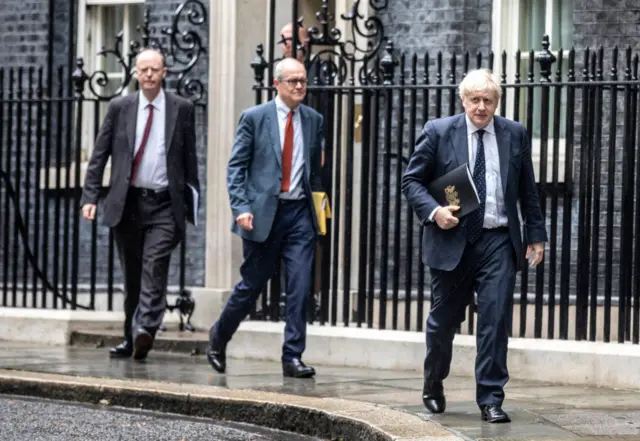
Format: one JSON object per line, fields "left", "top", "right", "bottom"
{"left": 206, "top": 58, "right": 323, "bottom": 378}
{"left": 81, "top": 48, "right": 200, "bottom": 361}
{"left": 402, "top": 68, "right": 547, "bottom": 423}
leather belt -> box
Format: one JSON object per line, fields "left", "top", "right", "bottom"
{"left": 129, "top": 187, "right": 170, "bottom": 202}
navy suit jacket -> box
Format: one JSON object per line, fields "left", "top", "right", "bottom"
{"left": 227, "top": 100, "right": 323, "bottom": 243}
{"left": 402, "top": 113, "right": 548, "bottom": 271}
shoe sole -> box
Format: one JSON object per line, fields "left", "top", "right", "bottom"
{"left": 108, "top": 352, "right": 132, "bottom": 359}
{"left": 282, "top": 371, "right": 316, "bottom": 379}
{"left": 133, "top": 333, "right": 153, "bottom": 361}
{"left": 482, "top": 415, "right": 511, "bottom": 423}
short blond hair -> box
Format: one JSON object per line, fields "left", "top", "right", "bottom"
{"left": 458, "top": 68, "right": 501, "bottom": 101}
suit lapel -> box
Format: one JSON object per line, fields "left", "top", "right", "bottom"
{"left": 300, "top": 106, "right": 311, "bottom": 176}
{"left": 267, "top": 101, "right": 282, "bottom": 168}
{"left": 451, "top": 114, "right": 469, "bottom": 167}
{"left": 125, "top": 94, "right": 139, "bottom": 154}
{"left": 494, "top": 117, "right": 511, "bottom": 194}
{"left": 165, "top": 91, "right": 178, "bottom": 154}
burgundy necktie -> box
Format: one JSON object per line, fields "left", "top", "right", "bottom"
{"left": 281, "top": 110, "right": 294, "bottom": 192}
{"left": 130, "top": 103, "right": 154, "bottom": 185}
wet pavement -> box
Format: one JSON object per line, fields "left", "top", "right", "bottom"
{"left": 1, "top": 340, "right": 640, "bottom": 440}
{"left": 0, "top": 394, "right": 323, "bottom": 441}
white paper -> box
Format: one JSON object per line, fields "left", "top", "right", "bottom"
{"left": 465, "top": 164, "right": 481, "bottom": 204}
{"left": 187, "top": 183, "right": 199, "bottom": 227}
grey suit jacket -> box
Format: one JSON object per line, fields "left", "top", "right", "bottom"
{"left": 402, "top": 113, "right": 548, "bottom": 271}
{"left": 227, "top": 100, "right": 324, "bottom": 243}
{"left": 80, "top": 91, "right": 200, "bottom": 232}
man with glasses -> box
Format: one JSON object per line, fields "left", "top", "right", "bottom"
{"left": 278, "top": 22, "right": 310, "bottom": 63}
{"left": 80, "top": 48, "right": 200, "bottom": 361}
{"left": 206, "top": 58, "right": 323, "bottom": 378}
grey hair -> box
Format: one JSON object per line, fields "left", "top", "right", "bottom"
{"left": 458, "top": 68, "right": 501, "bottom": 100}
{"left": 274, "top": 58, "right": 304, "bottom": 81}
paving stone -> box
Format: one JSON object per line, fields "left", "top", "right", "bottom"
{"left": 1, "top": 340, "right": 640, "bottom": 440}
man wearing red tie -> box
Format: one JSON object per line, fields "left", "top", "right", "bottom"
{"left": 81, "top": 49, "right": 200, "bottom": 361}
{"left": 206, "top": 58, "right": 323, "bottom": 378}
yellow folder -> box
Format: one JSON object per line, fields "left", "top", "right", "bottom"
{"left": 312, "top": 192, "right": 332, "bottom": 235}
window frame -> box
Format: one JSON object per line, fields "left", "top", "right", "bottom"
{"left": 491, "top": 0, "right": 572, "bottom": 184}
{"left": 79, "top": 0, "right": 143, "bottom": 158}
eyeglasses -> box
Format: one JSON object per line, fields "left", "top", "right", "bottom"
{"left": 282, "top": 78, "right": 307, "bottom": 87}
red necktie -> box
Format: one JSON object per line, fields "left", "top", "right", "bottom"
{"left": 281, "top": 110, "right": 294, "bottom": 192}
{"left": 130, "top": 103, "right": 154, "bottom": 184}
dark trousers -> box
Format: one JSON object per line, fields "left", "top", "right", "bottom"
{"left": 112, "top": 188, "right": 181, "bottom": 343}
{"left": 211, "top": 199, "right": 316, "bottom": 362}
{"left": 425, "top": 228, "right": 516, "bottom": 407}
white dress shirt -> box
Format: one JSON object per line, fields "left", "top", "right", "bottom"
{"left": 275, "top": 96, "right": 305, "bottom": 200}
{"left": 429, "top": 116, "right": 508, "bottom": 228}
{"left": 132, "top": 89, "right": 168, "bottom": 190}
{"left": 466, "top": 117, "right": 508, "bottom": 228}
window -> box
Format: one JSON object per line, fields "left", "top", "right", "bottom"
{"left": 492, "top": 0, "right": 574, "bottom": 182}
{"left": 77, "top": 0, "right": 144, "bottom": 162}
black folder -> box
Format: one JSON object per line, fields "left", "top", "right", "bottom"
{"left": 427, "top": 163, "right": 480, "bottom": 218}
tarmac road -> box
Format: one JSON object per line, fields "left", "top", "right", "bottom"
{"left": 0, "top": 394, "right": 323, "bottom": 441}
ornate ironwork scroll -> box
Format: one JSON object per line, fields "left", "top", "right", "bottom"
{"left": 86, "top": 0, "right": 207, "bottom": 104}
{"left": 252, "top": 0, "right": 392, "bottom": 87}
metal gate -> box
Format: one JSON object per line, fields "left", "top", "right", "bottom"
{"left": 250, "top": 0, "right": 640, "bottom": 344}
{"left": 0, "top": 1, "right": 207, "bottom": 310}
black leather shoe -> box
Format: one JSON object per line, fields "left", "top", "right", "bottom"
{"left": 422, "top": 380, "right": 446, "bottom": 413}
{"left": 206, "top": 342, "right": 227, "bottom": 374}
{"left": 133, "top": 328, "right": 154, "bottom": 361}
{"left": 109, "top": 340, "right": 133, "bottom": 358}
{"left": 481, "top": 404, "right": 511, "bottom": 423}
{"left": 282, "top": 359, "right": 316, "bottom": 378}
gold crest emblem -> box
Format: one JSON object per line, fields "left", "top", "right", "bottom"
{"left": 444, "top": 185, "right": 460, "bottom": 206}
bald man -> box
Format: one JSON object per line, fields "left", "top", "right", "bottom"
{"left": 81, "top": 49, "right": 200, "bottom": 361}
{"left": 207, "top": 58, "right": 323, "bottom": 378}
{"left": 279, "top": 23, "right": 309, "bottom": 62}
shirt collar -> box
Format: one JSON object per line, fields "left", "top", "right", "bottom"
{"left": 139, "top": 89, "right": 165, "bottom": 111}
{"left": 465, "top": 114, "right": 495, "bottom": 136}
{"left": 275, "top": 96, "right": 298, "bottom": 115}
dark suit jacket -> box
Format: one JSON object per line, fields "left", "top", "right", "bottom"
{"left": 227, "top": 100, "right": 323, "bottom": 243}
{"left": 80, "top": 91, "right": 200, "bottom": 232}
{"left": 402, "top": 113, "right": 548, "bottom": 271}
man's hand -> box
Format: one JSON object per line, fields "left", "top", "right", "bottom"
{"left": 236, "top": 212, "right": 254, "bottom": 231}
{"left": 526, "top": 242, "right": 545, "bottom": 267}
{"left": 81, "top": 204, "right": 97, "bottom": 221}
{"left": 433, "top": 205, "right": 460, "bottom": 230}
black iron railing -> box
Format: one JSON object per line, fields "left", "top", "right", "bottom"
{"left": 249, "top": 0, "right": 640, "bottom": 344}
{"left": 0, "top": 2, "right": 207, "bottom": 311}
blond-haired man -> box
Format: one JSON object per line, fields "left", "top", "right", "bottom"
{"left": 402, "top": 68, "right": 547, "bottom": 423}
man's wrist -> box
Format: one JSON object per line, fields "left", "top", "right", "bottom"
{"left": 428, "top": 206, "right": 441, "bottom": 222}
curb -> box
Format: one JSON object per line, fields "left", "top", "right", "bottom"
{"left": 0, "top": 370, "right": 460, "bottom": 441}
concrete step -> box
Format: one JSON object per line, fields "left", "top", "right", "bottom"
{"left": 71, "top": 328, "right": 208, "bottom": 355}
